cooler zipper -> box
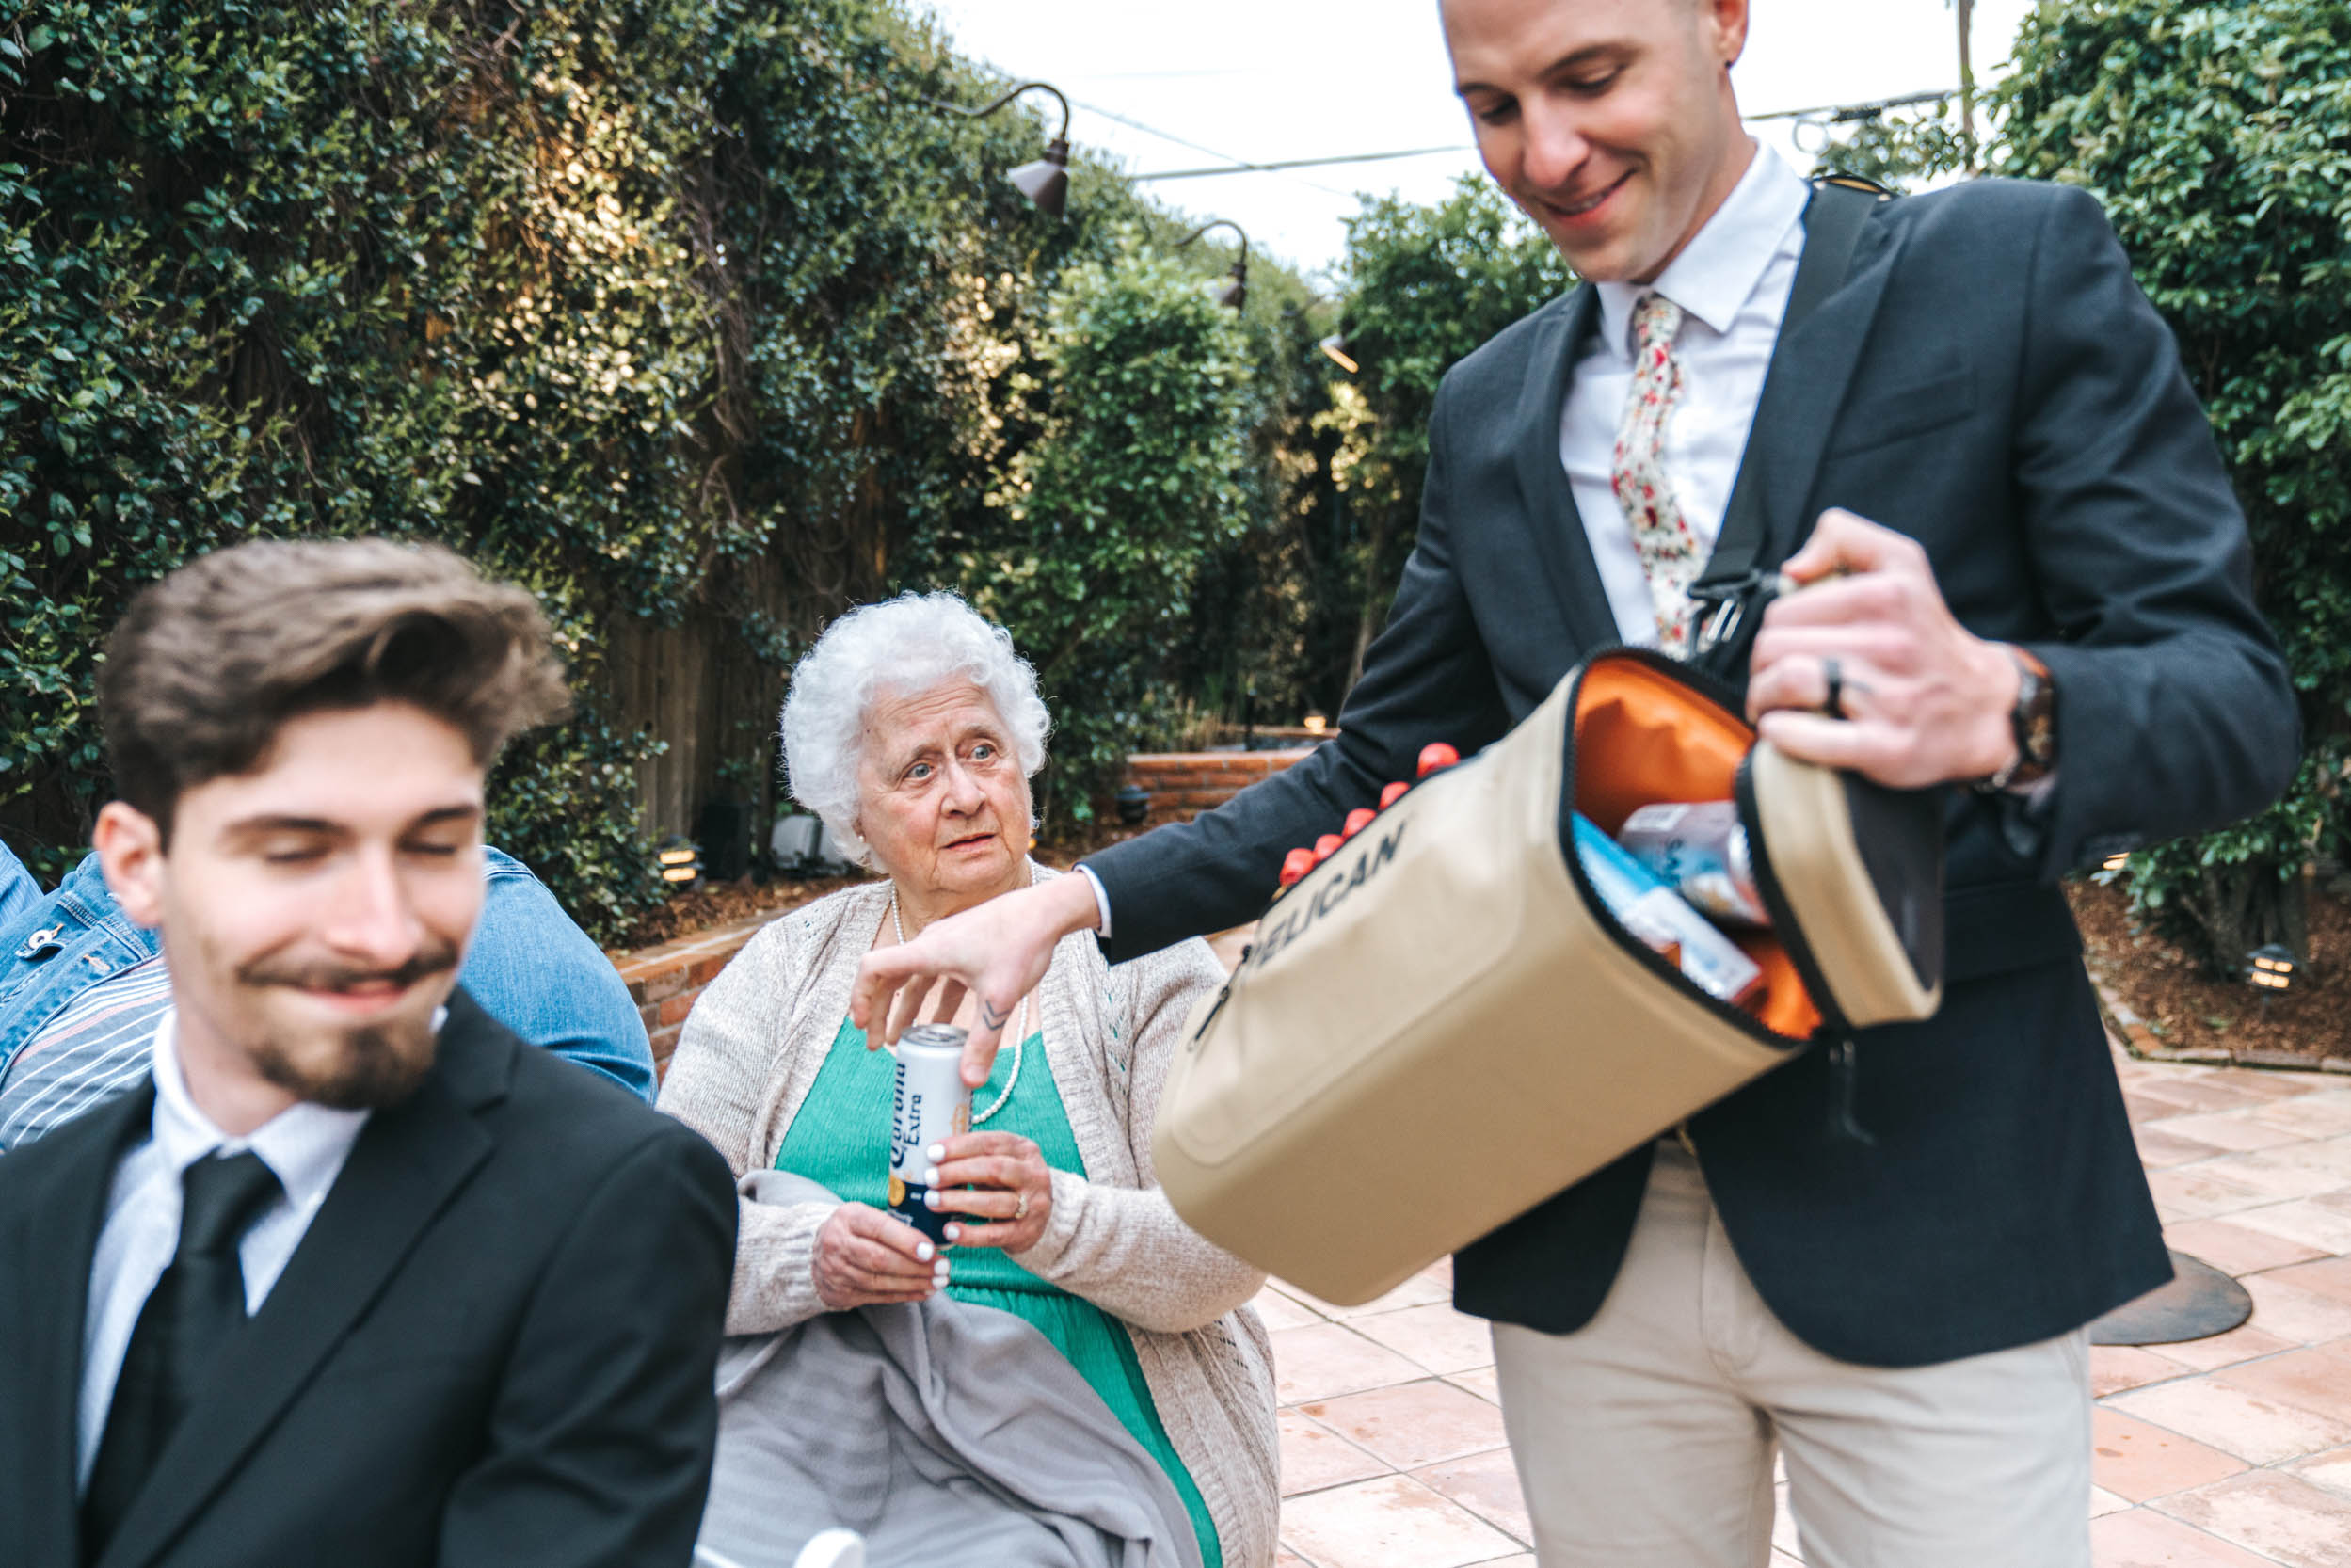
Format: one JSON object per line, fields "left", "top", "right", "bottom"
{"left": 1735, "top": 750, "right": 1875, "bottom": 1144}
{"left": 1552, "top": 648, "right": 1810, "bottom": 1053}
{"left": 1557, "top": 648, "right": 1875, "bottom": 1143}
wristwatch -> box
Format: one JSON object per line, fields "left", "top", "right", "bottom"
{"left": 1975, "top": 647, "right": 2055, "bottom": 792}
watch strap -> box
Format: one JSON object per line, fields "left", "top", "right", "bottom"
{"left": 1975, "top": 647, "right": 2055, "bottom": 793}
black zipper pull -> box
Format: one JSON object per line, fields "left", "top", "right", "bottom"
{"left": 1826, "top": 1036, "right": 1877, "bottom": 1145}
{"left": 1688, "top": 571, "right": 1764, "bottom": 657}
{"left": 1191, "top": 975, "right": 1237, "bottom": 1048}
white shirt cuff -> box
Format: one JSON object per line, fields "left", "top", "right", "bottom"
{"left": 1075, "top": 863, "right": 1112, "bottom": 939}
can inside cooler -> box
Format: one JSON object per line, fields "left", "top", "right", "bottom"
{"left": 1564, "top": 653, "right": 1825, "bottom": 1044}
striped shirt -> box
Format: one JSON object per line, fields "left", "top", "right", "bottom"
{"left": 0, "top": 953, "right": 173, "bottom": 1152}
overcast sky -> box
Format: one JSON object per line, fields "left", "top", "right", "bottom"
{"left": 915, "top": 0, "right": 2045, "bottom": 280}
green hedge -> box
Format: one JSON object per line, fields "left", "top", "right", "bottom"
{"left": 0, "top": 0, "right": 1317, "bottom": 938}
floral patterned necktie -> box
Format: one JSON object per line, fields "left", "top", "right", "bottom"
{"left": 1611, "top": 292, "right": 1700, "bottom": 655}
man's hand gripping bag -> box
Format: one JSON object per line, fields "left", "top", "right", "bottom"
{"left": 1152, "top": 648, "right": 1945, "bottom": 1305}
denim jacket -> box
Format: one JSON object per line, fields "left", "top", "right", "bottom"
{"left": 0, "top": 846, "right": 654, "bottom": 1103}
{"left": 0, "top": 839, "right": 39, "bottom": 936}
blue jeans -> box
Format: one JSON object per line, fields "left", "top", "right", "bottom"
{"left": 0, "top": 846, "right": 653, "bottom": 1104}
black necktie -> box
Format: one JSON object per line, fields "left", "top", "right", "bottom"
{"left": 81, "top": 1149, "right": 282, "bottom": 1562}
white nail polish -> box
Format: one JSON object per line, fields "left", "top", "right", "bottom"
{"left": 943, "top": 1224, "right": 962, "bottom": 1242}
{"left": 924, "top": 1166, "right": 940, "bottom": 1185}
{"left": 926, "top": 1144, "right": 944, "bottom": 1161}
{"left": 916, "top": 1242, "right": 934, "bottom": 1261}
{"left": 923, "top": 1191, "right": 939, "bottom": 1208}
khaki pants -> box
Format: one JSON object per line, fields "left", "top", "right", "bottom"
{"left": 1491, "top": 1141, "right": 2091, "bottom": 1568}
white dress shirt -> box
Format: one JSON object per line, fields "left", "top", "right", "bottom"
{"left": 1562, "top": 145, "right": 1810, "bottom": 647}
{"left": 77, "top": 1010, "right": 371, "bottom": 1489}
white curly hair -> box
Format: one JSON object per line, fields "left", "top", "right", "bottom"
{"left": 780, "top": 591, "right": 1052, "bottom": 869}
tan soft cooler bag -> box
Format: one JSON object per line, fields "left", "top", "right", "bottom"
{"left": 1152, "top": 648, "right": 1945, "bottom": 1305}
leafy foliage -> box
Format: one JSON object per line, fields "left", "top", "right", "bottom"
{"left": 1319, "top": 178, "right": 1573, "bottom": 687}
{"left": 1807, "top": 98, "right": 1974, "bottom": 192}
{"left": 920, "top": 241, "right": 1255, "bottom": 819}
{"left": 0, "top": 0, "right": 1307, "bottom": 936}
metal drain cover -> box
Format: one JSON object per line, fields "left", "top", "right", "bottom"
{"left": 2088, "top": 1250, "right": 2252, "bottom": 1346}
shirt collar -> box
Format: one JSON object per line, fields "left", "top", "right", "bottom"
{"left": 150, "top": 1007, "right": 374, "bottom": 1215}
{"left": 1596, "top": 144, "right": 1811, "bottom": 358}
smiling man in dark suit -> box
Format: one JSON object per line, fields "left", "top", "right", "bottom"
{"left": 852, "top": 0, "right": 2297, "bottom": 1563}
{"left": 0, "top": 538, "right": 738, "bottom": 1568}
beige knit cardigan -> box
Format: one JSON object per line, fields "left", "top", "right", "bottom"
{"left": 657, "top": 870, "right": 1280, "bottom": 1568}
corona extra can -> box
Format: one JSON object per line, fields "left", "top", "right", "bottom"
{"left": 888, "top": 1023, "right": 971, "bottom": 1243}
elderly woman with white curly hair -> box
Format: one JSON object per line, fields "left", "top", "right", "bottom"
{"left": 658, "top": 591, "right": 1278, "bottom": 1568}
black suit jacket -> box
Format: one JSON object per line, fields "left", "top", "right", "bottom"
{"left": 0, "top": 989, "right": 738, "bottom": 1568}
{"left": 1089, "top": 179, "right": 2299, "bottom": 1367}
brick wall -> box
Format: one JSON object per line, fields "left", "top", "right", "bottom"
{"left": 1121, "top": 748, "right": 1318, "bottom": 824}
{"left": 610, "top": 909, "right": 786, "bottom": 1079}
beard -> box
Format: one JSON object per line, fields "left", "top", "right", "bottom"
{"left": 236, "top": 946, "right": 457, "bottom": 1111}
{"left": 250, "top": 1017, "right": 438, "bottom": 1110}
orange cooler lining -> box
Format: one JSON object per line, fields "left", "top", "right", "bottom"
{"left": 1570, "top": 658, "right": 1824, "bottom": 1041}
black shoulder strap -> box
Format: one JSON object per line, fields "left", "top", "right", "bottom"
{"left": 1688, "top": 177, "right": 1884, "bottom": 597}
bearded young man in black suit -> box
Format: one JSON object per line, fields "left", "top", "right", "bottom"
{"left": 852, "top": 0, "right": 2298, "bottom": 1561}
{"left": 0, "top": 539, "right": 738, "bottom": 1568}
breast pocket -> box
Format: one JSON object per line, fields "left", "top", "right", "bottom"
{"left": 1826, "top": 366, "right": 1977, "bottom": 458}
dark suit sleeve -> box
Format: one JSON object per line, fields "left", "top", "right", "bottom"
{"left": 2007, "top": 184, "right": 2299, "bottom": 872}
{"left": 1088, "top": 382, "right": 1516, "bottom": 961}
{"left": 436, "top": 1123, "right": 738, "bottom": 1568}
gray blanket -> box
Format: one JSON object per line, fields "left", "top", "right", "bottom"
{"left": 694, "top": 1172, "right": 1204, "bottom": 1568}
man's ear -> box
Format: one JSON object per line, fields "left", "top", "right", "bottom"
{"left": 93, "top": 802, "right": 168, "bottom": 930}
{"left": 1705, "top": 0, "right": 1751, "bottom": 67}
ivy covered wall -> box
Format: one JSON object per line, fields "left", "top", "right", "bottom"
{"left": 0, "top": 0, "right": 1315, "bottom": 937}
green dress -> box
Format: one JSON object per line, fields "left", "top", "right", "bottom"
{"left": 777, "top": 1015, "right": 1223, "bottom": 1568}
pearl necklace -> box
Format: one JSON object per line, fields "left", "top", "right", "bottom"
{"left": 889, "top": 889, "right": 1027, "bottom": 1128}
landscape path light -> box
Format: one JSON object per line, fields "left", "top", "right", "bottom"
{"left": 2247, "top": 942, "right": 2299, "bottom": 993}
{"left": 1176, "top": 218, "right": 1250, "bottom": 310}
{"left": 655, "top": 835, "right": 703, "bottom": 891}
{"left": 934, "top": 80, "right": 1072, "bottom": 218}
{"left": 1319, "top": 332, "right": 1359, "bottom": 374}
{"left": 2247, "top": 941, "right": 2299, "bottom": 1019}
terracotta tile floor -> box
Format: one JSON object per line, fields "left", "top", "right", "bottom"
{"left": 1255, "top": 1047, "right": 2351, "bottom": 1566}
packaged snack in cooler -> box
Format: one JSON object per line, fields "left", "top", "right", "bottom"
{"left": 1572, "top": 814, "right": 1765, "bottom": 1007}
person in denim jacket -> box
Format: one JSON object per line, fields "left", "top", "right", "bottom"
{"left": 0, "top": 840, "right": 37, "bottom": 936}
{"left": 0, "top": 841, "right": 653, "bottom": 1150}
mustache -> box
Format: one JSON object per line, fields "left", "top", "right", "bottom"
{"left": 235, "top": 942, "right": 460, "bottom": 995}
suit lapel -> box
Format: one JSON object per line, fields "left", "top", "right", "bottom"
{"left": 11, "top": 1083, "right": 152, "bottom": 1567}
{"left": 98, "top": 1012, "right": 509, "bottom": 1568}
{"left": 1511, "top": 284, "right": 1623, "bottom": 656}
{"left": 1744, "top": 216, "right": 1900, "bottom": 563}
